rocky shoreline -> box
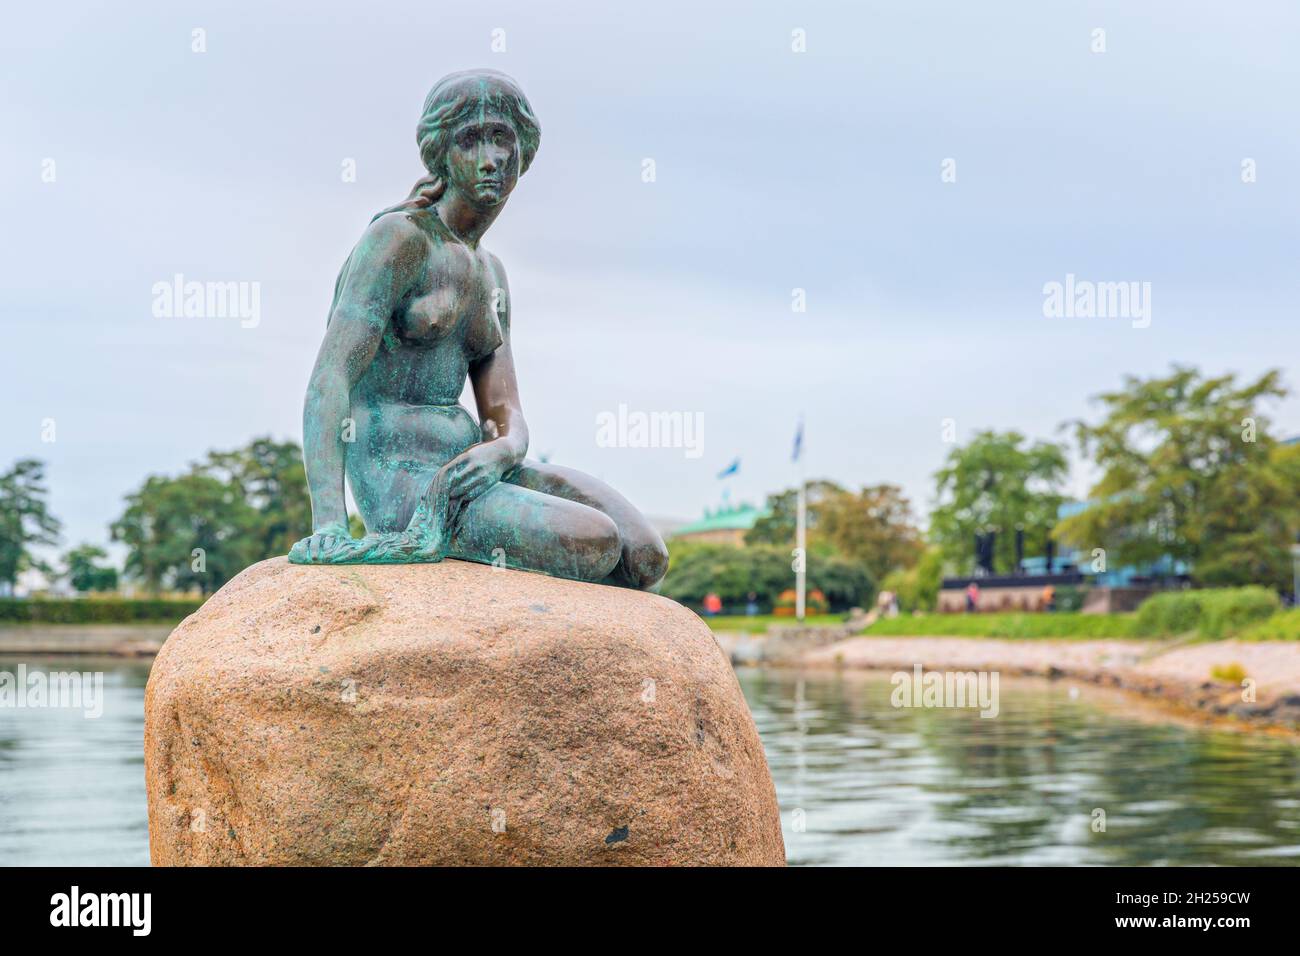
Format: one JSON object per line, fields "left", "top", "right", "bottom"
{"left": 0, "top": 624, "right": 171, "bottom": 657}
{"left": 716, "top": 630, "right": 1300, "bottom": 733}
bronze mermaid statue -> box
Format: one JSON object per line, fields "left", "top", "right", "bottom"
{"left": 289, "top": 70, "right": 668, "bottom": 590}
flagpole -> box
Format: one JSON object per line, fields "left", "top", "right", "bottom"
{"left": 794, "top": 417, "right": 806, "bottom": 622}
{"left": 796, "top": 476, "right": 806, "bottom": 622}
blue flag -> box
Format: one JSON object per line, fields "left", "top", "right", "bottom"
{"left": 792, "top": 419, "right": 804, "bottom": 462}
{"left": 717, "top": 458, "right": 740, "bottom": 479}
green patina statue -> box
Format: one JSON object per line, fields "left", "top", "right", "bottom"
{"left": 288, "top": 70, "right": 668, "bottom": 590}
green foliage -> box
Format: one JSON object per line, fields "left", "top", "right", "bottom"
{"left": 701, "top": 613, "right": 845, "bottom": 632}
{"left": 880, "top": 546, "right": 945, "bottom": 613}
{"left": 865, "top": 612, "right": 1138, "bottom": 639}
{"left": 201, "top": 437, "right": 312, "bottom": 558}
{"left": 660, "top": 540, "right": 873, "bottom": 611}
{"left": 61, "top": 544, "right": 118, "bottom": 593}
{"left": 1239, "top": 608, "right": 1300, "bottom": 641}
{"left": 111, "top": 438, "right": 312, "bottom": 595}
{"left": 111, "top": 472, "right": 262, "bottom": 595}
{"left": 1199, "top": 587, "right": 1281, "bottom": 639}
{"left": 0, "top": 459, "right": 62, "bottom": 588}
{"left": 1053, "top": 585, "right": 1086, "bottom": 613}
{"left": 746, "top": 480, "right": 923, "bottom": 580}
{"left": 1056, "top": 366, "right": 1300, "bottom": 590}
{"left": 1210, "top": 662, "right": 1248, "bottom": 683}
{"left": 0, "top": 597, "right": 202, "bottom": 624}
{"left": 745, "top": 480, "right": 844, "bottom": 546}
{"left": 1134, "top": 592, "right": 1203, "bottom": 636}
{"left": 929, "top": 431, "right": 1069, "bottom": 574}
{"left": 1133, "top": 587, "right": 1280, "bottom": 639}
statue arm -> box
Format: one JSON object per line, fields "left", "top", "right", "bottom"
{"left": 468, "top": 272, "right": 528, "bottom": 469}
{"left": 302, "top": 217, "right": 425, "bottom": 532}
{"left": 445, "top": 261, "right": 528, "bottom": 502}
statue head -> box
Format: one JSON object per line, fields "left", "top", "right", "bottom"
{"left": 414, "top": 70, "right": 541, "bottom": 209}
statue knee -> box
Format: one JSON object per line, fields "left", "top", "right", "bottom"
{"left": 622, "top": 531, "right": 669, "bottom": 591}
{"left": 568, "top": 511, "right": 622, "bottom": 581}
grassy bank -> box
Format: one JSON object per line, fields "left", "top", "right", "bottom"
{"left": 865, "top": 612, "right": 1140, "bottom": 639}
{"left": 866, "top": 588, "right": 1298, "bottom": 641}
{"left": 1238, "top": 608, "right": 1300, "bottom": 641}
{"left": 702, "top": 613, "right": 844, "bottom": 633}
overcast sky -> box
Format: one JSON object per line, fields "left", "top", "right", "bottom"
{"left": 3, "top": 0, "right": 1298, "bottom": 559}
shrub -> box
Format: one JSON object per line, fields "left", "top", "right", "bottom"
{"left": 864, "top": 612, "right": 1137, "bottom": 639}
{"left": 1134, "top": 591, "right": 1203, "bottom": 636}
{"left": 1053, "top": 585, "right": 1087, "bottom": 612}
{"left": 1239, "top": 608, "right": 1300, "bottom": 641}
{"left": 1134, "top": 587, "right": 1280, "bottom": 639}
{"left": 881, "top": 547, "right": 944, "bottom": 613}
{"left": 1198, "top": 587, "right": 1280, "bottom": 639}
{"left": 660, "top": 541, "right": 873, "bottom": 611}
{"left": 1210, "top": 662, "right": 1248, "bottom": 683}
{"left": 0, "top": 598, "right": 204, "bottom": 624}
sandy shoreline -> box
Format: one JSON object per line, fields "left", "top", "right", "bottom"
{"left": 0, "top": 624, "right": 172, "bottom": 657}
{"left": 795, "top": 635, "right": 1300, "bottom": 732}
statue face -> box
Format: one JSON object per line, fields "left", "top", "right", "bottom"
{"left": 445, "top": 112, "right": 520, "bottom": 207}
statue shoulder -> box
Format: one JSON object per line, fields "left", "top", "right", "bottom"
{"left": 356, "top": 211, "right": 432, "bottom": 267}
{"left": 483, "top": 250, "right": 510, "bottom": 294}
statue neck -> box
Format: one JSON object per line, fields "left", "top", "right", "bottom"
{"left": 434, "top": 191, "right": 502, "bottom": 249}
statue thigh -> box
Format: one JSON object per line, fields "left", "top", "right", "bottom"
{"left": 448, "top": 476, "right": 623, "bottom": 583}
{"left": 501, "top": 460, "right": 668, "bottom": 590}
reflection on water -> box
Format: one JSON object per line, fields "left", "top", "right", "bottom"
{"left": 1, "top": 657, "right": 1298, "bottom": 866}
{"left": 0, "top": 657, "right": 152, "bottom": 866}
{"left": 738, "top": 667, "right": 1300, "bottom": 866}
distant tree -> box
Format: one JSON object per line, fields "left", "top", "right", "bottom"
{"left": 201, "top": 437, "right": 311, "bottom": 557}
{"left": 0, "top": 459, "right": 62, "bottom": 591}
{"left": 817, "top": 483, "right": 924, "bottom": 579}
{"left": 111, "top": 472, "right": 261, "bottom": 594}
{"left": 61, "top": 544, "right": 119, "bottom": 593}
{"left": 930, "top": 431, "right": 1069, "bottom": 574}
{"left": 1056, "top": 366, "right": 1300, "bottom": 590}
{"left": 747, "top": 480, "right": 923, "bottom": 580}
{"left": 880, "top": 546, "right": 946, "bottom": 613}
{"left": 745, "top": 480, "right": 847, "bottom": 547}
{"left": 660, "top": 540, "right": 873, "bottom": 611}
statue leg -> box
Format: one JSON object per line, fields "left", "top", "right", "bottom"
{"left": 447, "top": 479, "right": 624, "bottom": 584}
{"left": 503, "top": 461, "right": 668, "bottom": 591}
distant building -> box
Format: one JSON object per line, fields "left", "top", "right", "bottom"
{"left": 938, "top": 499, "right": 1190, "bottom": 613}
{"left": 670, "top": 503, "right": 767, "bottom": 546}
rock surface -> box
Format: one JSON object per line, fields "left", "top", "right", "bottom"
{"left": 145, "top": 557, "right": 785, "bottom": 866}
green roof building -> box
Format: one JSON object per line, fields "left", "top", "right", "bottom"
{"left": 670, "top": 503, "right": 767, "bottom": 546}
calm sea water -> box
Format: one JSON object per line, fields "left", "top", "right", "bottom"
{"left": 1, "top": 655, "right": 1298, "bottom": 866}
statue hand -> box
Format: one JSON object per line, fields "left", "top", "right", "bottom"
{"left": 288, "top": 521, "right": 354, "bottom": 564}
{"left": 445, "top": 442, "right": 511, "bottom": 502}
